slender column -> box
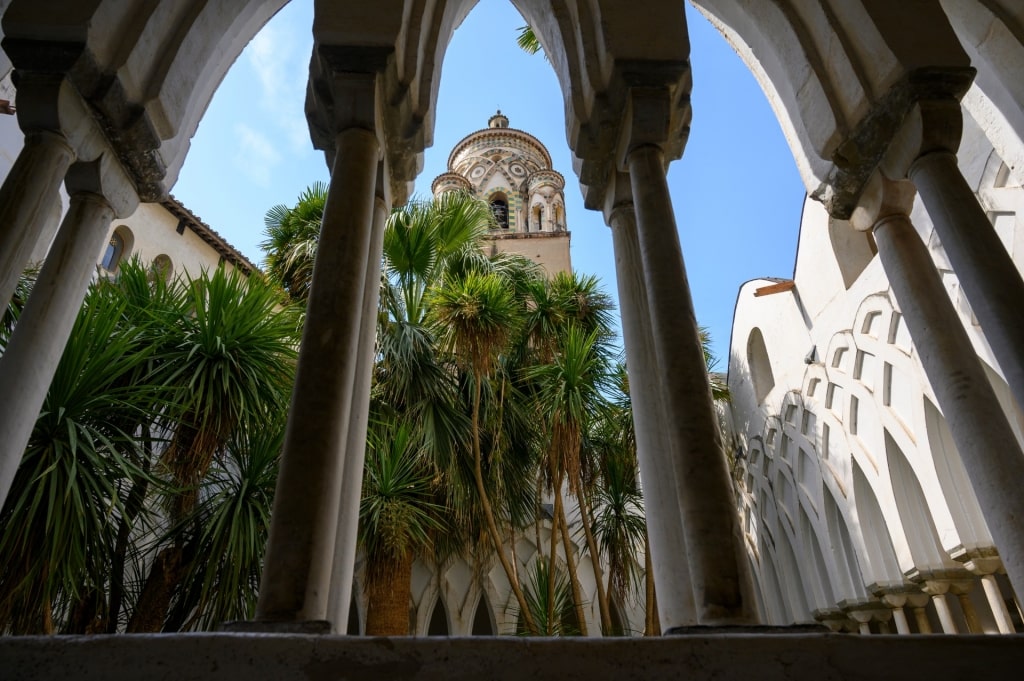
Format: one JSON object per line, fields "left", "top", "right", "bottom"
{"left": 907, "top": 594, "right": 933, "bottom": 634}
{"left": 0, "top": 167, "right": 117, "bottom": 509}
{"left": 328, "top": 192, "right": 387, "bottom": 632}
{"left": 910, "top": 149, "right": 1024, "bottom": 412}
{"left": 607, "top": 196, "right": 697, "bottom": 629}
{"left": 849, "top": 610, "right": 872, "bottom": 636}
{"left": 979, "top": 574, "right": 1015, "bottom": 633}
{"left": 948, "top": 581, "right": 982, "bottom": 633}
{"left": 924, "top": 588, "right": 958, "bottom": 634}
{"left": 0, "top": 130, "right": 75, "bottom": 312}
{"left": 857, "top": 175, "right": 1024, "bottom": 602}
{"left": 881, "top": 594, "right": 911, "bottom": 634}
{"left": 255, "top": 127, "right": 379, "bottom": 627}
{"left": 627, "top": 144, "right": 758, "bottom": 625}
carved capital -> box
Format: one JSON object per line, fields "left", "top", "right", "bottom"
{"left": 850, "top": 171, "right": 917, "bottom": 232}
{"left": 811, "top": 66, "right": 974, "bottom": 219}
{"left": 65, "top": 155, "right": 139, "bottom": 219}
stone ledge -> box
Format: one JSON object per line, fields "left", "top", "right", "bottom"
{"left": 3, "top": 633, "right": 1024, "bottom": 681}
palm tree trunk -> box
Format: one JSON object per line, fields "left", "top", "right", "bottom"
{"left": 578, "top": 486, "right": 613, "bottom": 634}
{"left": 556, "top": 497, "right": 589, "bottom": 636}
{"left": 644, "top": 536, "right": 660, "bottom": 635}
{"left": 365, "top": 552, "right": 414, "bottom": 635}
{"left": 547, "top": 470, "right": 561, "bottom": 635}
{"left": 126, "top": 545, "right": 184, "bottom": 632}
{"left": 470, "top": 372, "right": 539, "bottom": 635}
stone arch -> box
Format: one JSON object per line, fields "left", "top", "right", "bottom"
{"left": 823, "top": 489, "right": 869, "bottom": 602}
{"left": 426, "top": 595, "right": 450, "bottom": 636}
{"left": 747, "top": 326, "right": 774, "bottom": 403}
{"left": 884, "top": 429, "right": 960, "bottom": 572}
{"left": 940, "top": 0, "right": 1024, "bottom": 177}
{"left": 798, "top": 505, "right": 835, "bottom": 611}
{"left": 689, "top": 1, "right": 971, "bottom": 215}
{"left": 470, "top": 592, "right": 495, "bottom": 636}
{"left": 851, "top": 459, "right": 904, "bottom": 586}
{"left": 772, "top": 516, "right": 813, "bottom": 622}
{"left": 3, "top": 0, "right": 290, "bottom": 194}
{"left": 922, "top": 397, "right": 992, "bottom": 548}
{"left": 758, "top": 537, "right": 791, "bottom": 624}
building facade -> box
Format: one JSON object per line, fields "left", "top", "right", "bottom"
{"left": 432, "top": 111, "right": 571, "bottom": 276}
{"left": 1, "top": 3, "right": 1024, "bottom": 675}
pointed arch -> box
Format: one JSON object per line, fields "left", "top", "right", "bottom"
{"left": 884, "top": 430, "right": 960, "bottom": 572}
{"left": 470, "top": 592, "right": 495, "bottom": 635}
{"left": 851, "top": 460, "right": 904, "bottom": 585}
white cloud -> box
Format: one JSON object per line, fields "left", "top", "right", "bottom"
{"left": 247, "top": 16, "right": 313, "bottom": 154}
{"left": 234, "top": 123, "right": 281, "bottom": 187}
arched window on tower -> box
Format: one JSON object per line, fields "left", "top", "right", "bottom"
{"left": 490, "top": 196, "right": 509, "bottom": 229}
{"left": 532, "top": 204, "right": 544, "bottom": 232}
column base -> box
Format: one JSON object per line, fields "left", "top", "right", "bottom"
{"left": 663, "top": 624, "right": 830, "bottom": 635}
{"left": 220, "top": 620, "right": 331, "bottom": 634}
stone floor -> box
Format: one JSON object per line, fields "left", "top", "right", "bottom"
{"left": 3, "top": 633, "right": 1024, "bottom": 680}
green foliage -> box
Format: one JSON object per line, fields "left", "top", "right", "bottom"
{"left": 517, "top": 558, "right": 579, "bottom": 636}
{"left": 260, "top": 182, "right": 327, "bottom": 303}
{"left": 515, "top": 25, "right": 543, "bottom": 56}
{"left": 0, "top": 282, "right": 160, "bottom": 633}
{"left": 360, "top": 421, "right": 446, "bottom": 582}
{"left": 0, "top": 259, "right": 299, "bottom": 633}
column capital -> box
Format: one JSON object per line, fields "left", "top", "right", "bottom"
{"left": 951, "top": 545, "right": 1003, "bottom": 576}
{"left": 850, "top": 171, "right": 916, "bottom": 232}
{"left": 64, "top": 155, "right": 139, "bottom": 219}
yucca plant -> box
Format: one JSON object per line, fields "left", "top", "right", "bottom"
{"left": 0, "top": 285, "right": 158, "bottom": 634}
{"left": 166, "top": 422, "right": 283, "bottom": 631}
{"left": 517, "top": 558, "right": 579, "bottom": 636}
{"left": 128, "top": 267, "right": 299, "bottom": 632}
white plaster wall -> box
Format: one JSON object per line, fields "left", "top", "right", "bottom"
{"left": 103, "top": 202, "right": 236, "bottom": 279}
{"left": 726, "top": 96, "right": 1023, "bottom": 632}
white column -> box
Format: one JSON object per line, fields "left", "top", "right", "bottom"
{"left": 858, "top": 176, "right": 1024, "bottom": 602}
{"left": 608, "top": 197, "right": 697, "bottom": 630}
{"left": 0, "top": 130, "right": 75, "bottom": 312}
{"left": 0, "top": 170, "right": 117, "bottom": 509}
{"left": 949, "top": 581, "right": 982, "bottom": 633}
{"left": 881, "top": 594, "right": 911, "bottom": 635}
{"left": 907, "top": 594, "right": 933, "bottom": 634}
{"left": 328, "top": 192, "right": 387, "bottom": 632}
{"left": 930, "top": 594, "right": 958, "bottom": 634}
{"left": 910, "top": 149, "right": 1024, "bottom": 413}
{"left": 255, "top": 127, "right": 379, "bottom": 628}
{"left": 627, "top": 144, "right": 758, "bottom": 625}
{"left": 980, "top": 574, "right": 1016, "bottom": 634}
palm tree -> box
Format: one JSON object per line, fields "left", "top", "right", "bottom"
{"left": 359, "top": 420, "right": 445, "bottom": 635}
{"left": 527, "top": 323, "right": 615, "bottom": 634}
{"left": 429, "top": 270, "right": 540, "bottom": 635}
{"left": 260, "top": 182, "right": 327, "bottom": 304}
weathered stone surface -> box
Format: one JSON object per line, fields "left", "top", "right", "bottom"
{"left": 3, "top": 633, "right": 1024, "bottom": 681}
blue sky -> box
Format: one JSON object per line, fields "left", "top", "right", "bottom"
{"left": 172, "top": 0, "right": 804, "bottom": 365}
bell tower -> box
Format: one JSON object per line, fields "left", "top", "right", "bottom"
{"left": 431, "top": 111, "right": 571, "bottom": 275}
